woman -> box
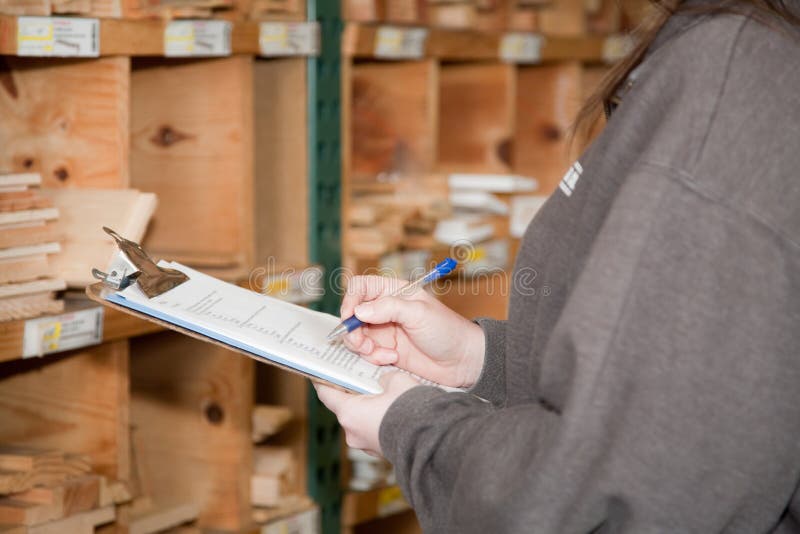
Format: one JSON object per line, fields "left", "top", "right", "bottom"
{"left": 316, "top": 1, "right": 800, "bottom": 531}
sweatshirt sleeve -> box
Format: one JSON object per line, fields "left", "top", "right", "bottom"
{"left": 466, "top": 318, "right": 507, "bottom": 406}
{"left": 379, "top": 161, "right": 800, "bottom": 533}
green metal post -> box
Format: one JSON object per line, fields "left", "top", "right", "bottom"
{"left": 307, "top": 1, "right": 343, "bottom": 533}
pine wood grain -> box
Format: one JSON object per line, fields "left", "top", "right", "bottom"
{"left": 0, "top": 57, "right": 129, "bottom": 189}
{"left": 130, "top": 332, "right": 253, "bottom": 531}
{"left": 253, "top": 58, "right": 309, "bottom": 268}
{"left": 438, "top": 63, "right": 515, "bottom": 174}
{"left": 351, "top": 60, "right": 438, "bottom": 181}
{"left": 131, "top": 57, "right": 254, "bottom": 278}
{"left": 513, "top": 63, "right": 582, "bottom": 194}
{"left": 0, "top": 342, "right": 130, "bottom": 481}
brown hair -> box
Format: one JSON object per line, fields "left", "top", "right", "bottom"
{"left": 574, "top": 0, "right": 800, "bottom": 144}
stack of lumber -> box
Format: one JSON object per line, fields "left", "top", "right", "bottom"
{"left": 347, "top": 174, "right": 450, "bottom": 260}
{"left": 40, "top": 188, "right": 156, "bottom": 288}
{"left": 0, "top": 446, "right": 129, "bottom": 534}
{"left": 0, "top": 173, "right": 64, "bottom": 323}
{"left": 250, "top": 405, "right": 298, "bottom": 509}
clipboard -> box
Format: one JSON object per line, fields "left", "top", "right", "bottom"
{"left": 85, "top": 228, "right": 359, "bottom": 394}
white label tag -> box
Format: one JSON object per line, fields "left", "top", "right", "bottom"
{"left": 17, "top": 17, "right": 99, "bottom": 57}
{"left": 374, "top": 26, "right": 427, "bottom": 59}
{"left": 164, "top": 20, "right": 232, "bottom": 57}
{"left": 22, "top": 307, "right": 104, "bottom": 358}
{"left": 602, "top": 35, "right": 634, "bottom": 64}
{"left": 259, "top": 21, "right": 320, "bottom": 57}
{"left": 499, "top": 32, "right": 543, "bottom": 64}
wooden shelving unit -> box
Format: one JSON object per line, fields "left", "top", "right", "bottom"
{"left": 0, "top": 3, "right": 321, "bottom": 533}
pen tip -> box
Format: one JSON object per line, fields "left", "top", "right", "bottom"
{"left": 326, "top": 325, "right": 346, "bottom": 341}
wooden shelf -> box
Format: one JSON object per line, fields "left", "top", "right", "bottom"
{"left": 343, "top": 22, "right": 624, "bottom": 63}
{"left": 0, "top": 298, "right": 161, "bottom": 364}
{"left": 0, "top": 15, "right": 315, "bottom": 57}
{"left": 343, "top": 485, "right": 410, "bottom": 528}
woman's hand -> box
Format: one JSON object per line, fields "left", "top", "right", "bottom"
{"left": 341, "top": 275, "right": 485, "bottom": 388}
{"left": 313, "top": 372, "right": 420, "bottom": 456}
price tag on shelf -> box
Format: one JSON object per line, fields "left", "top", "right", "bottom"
{"left": 164, "top": 20, "right": 232, "bottom": 57}
{"left": 374, "top": 26, "right": 427, "bottom": 59}
{"left": 17, "top": 17, "right": 99, "bottom": 58}
{"left": 377, "top": 486, "right": 408, "bottom": 518}
{"left": 602, "top": 34, "right": 635, "bottom": 64}
{"left": 258, "top": 21, "right": 320, "bottom": 57}
{"left": 22, "top": 307, "right": 104, "bottom": 359}
{"left": 499, "top": 32, "right": 543, "bottom": 64}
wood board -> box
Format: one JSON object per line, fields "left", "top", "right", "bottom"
{"left": 0, "top": 57, "right": 129, "bottom": 189}
{"left": 351, "top": 60, "right": 438, "bottom": 181}
{"left": 129, "top": 330, "right": 253, "bottom": 531}
{"left": 512, "top": 62, "right": 582, "bottom": 194}
{"left": 437, "top": 63, "right": 515, "bottom": 174}
{"left": 130, "top": 57, "right": 254, "bottom": 278}
{"left": 253, "top": 58, "right": 309, "bottom": 268}
{"left": 40, "top": 188, "right": 157, "bottom": 287}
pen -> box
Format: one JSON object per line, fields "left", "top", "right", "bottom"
{"left": 326, "top": 257, "right": 458, "bottom": 341}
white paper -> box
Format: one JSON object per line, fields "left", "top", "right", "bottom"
{"left": 259, "top": 21, "right": 320, "bottom": 57}
{"left": 164, "top": 20, "right": 231, "bottom": 57}
{"left": 114, "top": 262, "right": 422, "bottom": 394}
{"left": 374, "top": 26, "right": 427, "bottom": 59}
{"left": 23, "top": 307, "right": 104, "bottom": 358}
{"left": 17, "top": 17, "right": 99, "bottom": 58}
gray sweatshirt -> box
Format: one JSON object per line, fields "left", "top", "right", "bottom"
{"left": 379, "top": 8, "right": 800, "bottom": 534}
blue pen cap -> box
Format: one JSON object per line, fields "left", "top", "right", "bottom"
{"left": 423, "top": 257, "right": 458, "bottom": 283}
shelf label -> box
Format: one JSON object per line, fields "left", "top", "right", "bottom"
{"left": 602, "top": 35, "right": 635, "bottom": 64}
{"left": 22, "top": 307, "right": 104, "bottom": 358}
{"left": 259, "top": 21, "right": 320, "bottom": 57}
{"left": 377, "top": 486, "right": 408, "bottom": 517}
{"left": 17, "top": 17, "right": 99, "bottom": 58}
{"left": 374, "top": 26, "right": 427, "bottom": 59}
{"left": 499, "top": 32, "right": 543, "bottom": 64}
{"left": 165, "top": 20, "right": 232, "bottom": 57}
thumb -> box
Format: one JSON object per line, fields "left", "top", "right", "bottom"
{"left": 354, "top": 297, "right": 427, "bottom": 328}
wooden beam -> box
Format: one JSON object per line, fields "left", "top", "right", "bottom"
{"left": 343, "top": 22, "right": 613, "bottom": 63}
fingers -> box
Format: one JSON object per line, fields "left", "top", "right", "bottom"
{"left": 340, "top": 276, "right": 408, "bottom": 318}
{"left": 313, "top": 382, "right": 351, "bottom": 414}
{"left": 354, "top": 297, "right": 428, "bottom": 328}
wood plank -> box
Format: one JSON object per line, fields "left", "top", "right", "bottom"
{"left": 343, "top": 22, "right": 612, "bottom": 62}
{"left": 0, "top": 223, "right": 61, "bottom": 249}
{"left": 252, "top": 404, "right": 292, "bottom": 442}
{"left": 0, "top": 256, "right": 52, "bottom": 285}
{"left": 27, "top": 505, "right": 114, "bottom": 534}
{"left": 253, "top": 58, "right": 309, "bottom": 268}
{"left": 351, "top": 60, "right": 438, "bottom": 180}
{"left": 437, "top": 63, "right": 515, "bottom": 174}
{"left": 512, "top": 62, "right": 582, "bottom": 194}
{"left": 537, "top": 0, "right": 586, "bottom": 36}
{"left": 0, "top": 447, "right": 62, "bottom": 473}
{"left": 129, "top": 502, "right": 199, "bottom": 534}
{"left": 0, "top": 293, "right": 63, "bottom": 323}
{"left": 0, "top": 57, "right": 129, "bottom": 189}
{"left": 0, "top": 341, "right": 130, "bottom": 481}
{"left": 131, "top": 57, "right": 254, "bottom": 278}
{"left": 40, "top": 188, "right": 156, "bottom": 288}
{"left": 130, "top": 331, "right": 253, "bottom": 531}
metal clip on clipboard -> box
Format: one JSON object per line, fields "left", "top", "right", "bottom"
{"left": 91, "top": 227, "right": 189, "bottom": 298}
